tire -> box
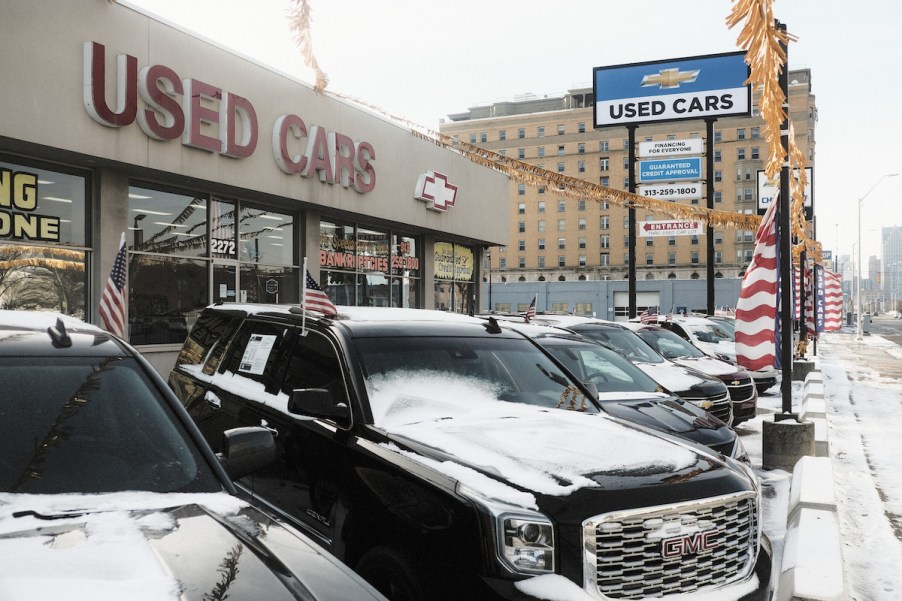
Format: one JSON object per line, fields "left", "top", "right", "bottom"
{"left": 355, "top": 546, "right": 431, "bottom": 601}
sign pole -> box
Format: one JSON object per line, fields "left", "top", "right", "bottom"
{"left": 777, "top": 20, "right": 794, "bottom": 416}
{"left": 628, "top": 124, "right": 638, "bottom": 319}
{"left": 706, "top": 118, "right": 716, "bottom": 314}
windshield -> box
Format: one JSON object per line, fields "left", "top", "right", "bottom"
{"left": 690, "top": 323, "right": 733, "bottom": 343}
{"left": 710, "top": 319, "right": 735, "bottom": 337}
{"left": 0, "top": 357, "right": 221, "bottom": 494}
{"left": 536, "top": 338, "right": 663, "bottom": 395}
{"left": 567, "top": 325, "right": 665, "bottom": 364}
{"left": 355, "top": 335, "right": 599, "bottom": 426}
{"left": 635, "top": 328, "right": 707, "bottom": 359}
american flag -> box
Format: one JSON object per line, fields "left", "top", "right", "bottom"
{"left": 823, "top": 269, "right": 843, "bottom": 331}
{"left": 735, "top": 200, "right": 779, "bottom": 372}
{"left": 303, "top": 269, "right": 338, "bottom": 317}
{"left": 99, "top": 234, "right": 127, "bottom": 337}
{"left": 639, "top": 306, "right": 658, "bottom": 324}
{"left": 793, "top": 265, "right": 817, "bottom": 337}
{"left": 525, "top": 295, "right": 537, "bottom": 322}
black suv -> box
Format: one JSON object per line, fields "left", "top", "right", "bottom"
{"left": 169, "top": 304, "right": 772, "bottom": 601}
{"left": 0, "top": 311, "right": 387, "bottom": 601}
{"left": 488, "top": 321, "right": 747, "bottom": 462}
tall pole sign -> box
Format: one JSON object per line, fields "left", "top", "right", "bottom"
{"left": 593, "top": 52, "right": 749, "bottom": 317}
{"left": 593, "top": 52, "right": 751, "bottom": 128}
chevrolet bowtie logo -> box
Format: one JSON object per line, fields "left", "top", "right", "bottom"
{"left": 641, "top": 68, "right": 700, "bottom": 89}
{"left": 414, "top": 171, "right": 458, "bottom": 212}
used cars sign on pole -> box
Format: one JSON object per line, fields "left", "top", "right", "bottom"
{"left": 638, "top": 157, "right": 702, "bottom": 183}
{"left": 639, "top": 220, "right": 704, "bottom": 237}
{"left": 593, "top": 52, "right": 750, "bottom": 127}
{"left": 638, "top": 138, "right": 703, "bottom": 157}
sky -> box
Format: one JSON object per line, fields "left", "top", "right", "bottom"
{"left": 124, "top": 0, "right": 902, "bottom": 270}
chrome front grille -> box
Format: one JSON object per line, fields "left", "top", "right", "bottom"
{"left": 726, "top": 382, "right": 756, "bottom": 403}
{"left": 583, "top": 492, "right": 759, "bottom": 600}
{"left": 681, "top": 392, "right": 732, "bottom": 425}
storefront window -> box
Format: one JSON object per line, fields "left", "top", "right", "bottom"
{"left": 129, "top": 184, "right": 298, "bottom": 344}
{"left": 238, "top": 205, "right": 294, "bottom": 266}
{"left": 240, "top": 264, "right": 298, "bottom": 304}
{"left": 319, "top": 220, "right": 420, "bottom": 308}
{"left": 129, "top": 189, "right": 207, "bottom": 256}
{"left": 128, "top": 255, "right": 207, "bottom": 344}
{"left": 1, "top": 157, "right": 89, "bottom": 316}
{"left": 434, "top": 241, "right": 475, "bottom": 314}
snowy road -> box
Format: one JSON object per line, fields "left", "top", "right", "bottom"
{"left": 740, "top": 328, "right": 902, "bottom": 601}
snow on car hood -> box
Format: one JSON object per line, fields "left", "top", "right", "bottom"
{"left": 0, "top": 492, "right": 247, "bottom": 601}
{"left": 631, "top": 361, "right": 709, "bottom": 392}
{"left": 368, "top": 373, "right": 699, "bottom": 499}
{"left": 0, "top": 491, "right": 384, "bottom": 601}
{"left": 670, "top": 355, "right": 744, "bottom": 377}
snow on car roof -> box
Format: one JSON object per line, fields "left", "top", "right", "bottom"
{"left": 0, "top": 310, "right": 103, "bottom": 332}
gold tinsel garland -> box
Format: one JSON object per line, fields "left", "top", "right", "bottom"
{"left": 287, "top": 0, "right": 329, "bottom": 93}
{"left": 728, "top": 0, "right": 821, "bottom": 265}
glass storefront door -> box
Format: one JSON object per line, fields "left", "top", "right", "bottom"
{"left": 213, "top": 261, "right": 239, "bottom": 303}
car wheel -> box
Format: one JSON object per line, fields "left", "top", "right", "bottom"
{"left": 355, "top": 546, "right": 430, "bottom": 601}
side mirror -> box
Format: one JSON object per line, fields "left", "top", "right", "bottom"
{"left": 288, "top": 388, "right": 351, "bottom": 429}
{"left": 582, "top": 381, "right": 599, "bottom": 399}
{"left": 219, "top": 426, "right": 277, "bottom": 480}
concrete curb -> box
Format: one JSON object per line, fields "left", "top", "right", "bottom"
{"left": 777, "top": 366, "right": 849, "bottom": 601}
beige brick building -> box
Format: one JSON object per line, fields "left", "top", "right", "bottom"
{"left": 439, "top": 69, "right": 816, "bottom": 289}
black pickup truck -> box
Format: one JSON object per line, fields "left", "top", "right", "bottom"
{"left": 169, "top": 304, "right": 772, "bottom": 601}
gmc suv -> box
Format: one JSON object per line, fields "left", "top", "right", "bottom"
{"left": 169, "top": 304, "right": 772, "bottom": 601}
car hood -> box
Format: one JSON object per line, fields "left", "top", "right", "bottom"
{"left": 377, "top": 397, "right": 717, "bottom": 503}
{"left": 0, "top": 492, "right": 385, "bottom": 601}
{"left": 693, "top": 339, "right": 736, "bottom": 361}
{"left": 597, "top": 394, "right": 734, "bottom": 444}
{"left": 670, "top": 355, "right": 748, "bottom": 378}
{"left": 632, "top": 361, "right": 727, "bottom": 397}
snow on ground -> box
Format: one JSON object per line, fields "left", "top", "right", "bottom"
{"left": 738, "top": 328, "right": 902, "bottom": 601}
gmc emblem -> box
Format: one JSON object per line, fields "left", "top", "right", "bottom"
{"left": 661, "top": 530, "right": 718, "bottom": 558}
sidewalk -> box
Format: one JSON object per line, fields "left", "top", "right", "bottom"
{"left": 740, "top": 329, "right": 902, "bottom": 601}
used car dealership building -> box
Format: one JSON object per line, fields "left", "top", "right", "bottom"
{"left": 0, "top": 0, "right": 508, "bottom": 370}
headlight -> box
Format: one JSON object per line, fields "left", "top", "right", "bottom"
{"left": 500, "top": 515, "right": 555, "bottom": 573}
{"left": 457, "top": 484, "right": 556, "bottom": 575}
{"left": 732, "top": 437, "right": 750, "bottom": 464}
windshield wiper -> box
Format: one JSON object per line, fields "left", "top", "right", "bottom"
{"left": 535, "top": 363, "right": 569, "bottom": 387}
{"left": 13, "top": 509, "right": 85, "bottom": 520}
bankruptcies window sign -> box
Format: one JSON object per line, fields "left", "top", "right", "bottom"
{"left": 593, "top": 52, "right": 750, "bottom": 127}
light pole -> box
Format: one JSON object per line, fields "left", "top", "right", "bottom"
{"left": 857, "top": 173, "right": 899, "bottom": 339}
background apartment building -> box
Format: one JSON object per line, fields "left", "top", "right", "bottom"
{"left": 440, "top": 69, "right": 816, "bottom": 294}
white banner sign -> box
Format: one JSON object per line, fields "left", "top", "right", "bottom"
{"left": 757, "top": 167, "right": 813, "bottom": 211}
{"left": 639, "top": 220, "right": 704, "bottom": 237}
{"left": 638, "top": 138, "right": 703, "bottom": 157}
{"left": 638, "top": 182, "right": 703, "bottom": 201}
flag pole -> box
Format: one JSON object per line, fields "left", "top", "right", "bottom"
{"left": 301, "top": 257, "right": 308, "bottom": 335}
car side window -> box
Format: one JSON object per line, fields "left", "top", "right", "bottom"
{"left": 280, "top": 330, "right": 345, "bottom": 398}
{"left": 221, "top": 321, "right": 294, "bottom": 394}
{"left": 175, "top": 312, "right": 239, "bottom": 375}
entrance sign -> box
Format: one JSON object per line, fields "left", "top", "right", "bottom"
{"left": 638, "top": 182, "right": 703, "bottom": 201}
{"left": 638, "top": 158, "right": 701, "bottom": 183}
{"left": 593, "top": 52, "right": 750, "bottom": 127}
{"left": 640, "top": 220, "right": 704, "bottom": 237}
{"left": 638, "top": 138, "right": 703, "bottom": 158}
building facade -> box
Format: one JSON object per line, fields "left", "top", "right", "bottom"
{"left": 440, "top": 69, "right": 816, "bottom": 316}
{"left": 0, "top": 0, "right": 508, "bottom": 372}
{"left": 882, "top": 226, "right": 902, "bottom": 312}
